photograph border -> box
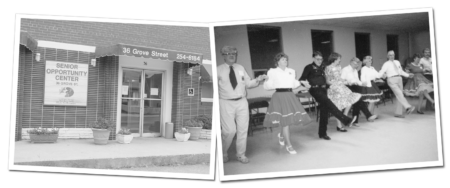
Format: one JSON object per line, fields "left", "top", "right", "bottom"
{"left": 212, "top": 7, "right": 443, "bottom": 181}
{"left": 8, "top": 13, "right": 217, "bottom": 181}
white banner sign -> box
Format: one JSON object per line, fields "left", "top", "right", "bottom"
{"left": 44, "top": 61, "right": 89, "bottom": 106}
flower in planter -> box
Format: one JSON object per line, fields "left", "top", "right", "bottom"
{"left": 178, "top": 127, "right": 189, "bottom": 134}
{"left": 90, "top": 117, "right": 113, "bottom": 130}
{"left": 196, "top": 115, "right": 212, "bottom": 130}
{"left": 27, "top": 127, "right": 59, "bottom": 135}
{"left": 183, "top": 118, "right": 204, "bottom": 128}
{"left": 117, "top": 128, "right": 132, "bottom": 135}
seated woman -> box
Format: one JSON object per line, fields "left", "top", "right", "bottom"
{"left": 263, "top": 53, "right": 312, "bottom": 154}
{"left": 403, "top": 53, "right": 434, "bottom": 114}
{"left": 325, "top": 52, "right": 361, "bottom": 131}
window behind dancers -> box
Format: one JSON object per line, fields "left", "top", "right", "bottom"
{"left": 263, "top": 53, "right": 312, "bottom": 154}
{"left": 299, "top": 51, "right": 357, "bottom": 140}
{"left": 403, "top": 53, "right": 434, "bottom": 114}
{"left": 324, "top": 52, "right": 361, "bottom": 131}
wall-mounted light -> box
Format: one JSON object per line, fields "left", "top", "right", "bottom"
{"left": 35, "top": 53, "right": 41, "bottom": 62}
{"left": 187, "top": 68, "right": 193, "bottom": 76}
{"left": 91, "top": 59, "right": 96, "bottom": 67}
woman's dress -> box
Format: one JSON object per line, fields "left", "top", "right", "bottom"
{"left": 263, "top": 67, "right": 312, "bottom": 127}
{"left": 360, "top": 66, "right": 383, "bottom": 102}
{"left": 325, "top": 63, "right": 361, "bottom": 110}
{"left": 403, "top": 63, "right": 433, "bottom": 97}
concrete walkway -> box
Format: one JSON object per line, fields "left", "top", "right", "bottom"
{"left": 14, "top": 137, "right": 211, "bottom": 169}
{"left": 223, "top": 97, "right": 440, "bottom": 175}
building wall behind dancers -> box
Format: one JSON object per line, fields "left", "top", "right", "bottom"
{"left": 215, "top": 23, "right": 428, "bottom": 98}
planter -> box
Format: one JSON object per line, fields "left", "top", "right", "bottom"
{"left": 117, "top": 134, "right": 134, "bottom": 144}
{"left": 187, "top": 127, "right": 202, "bottom": 140}
{"left": 200, "top": 129, "right": 212, "bottom": 140}
{"left": 175, "top": 132, "right": 190, "bottom": 142}
{"left": 29, "top": 134, "right": 58, "bottom": 143}
{"left": 91, "top": 129, "right": 111, "bottom": 145}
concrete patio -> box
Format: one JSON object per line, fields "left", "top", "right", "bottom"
{"left": 14, "top": 137, "right": 212, "bottom": 170}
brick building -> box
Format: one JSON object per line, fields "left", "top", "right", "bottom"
{"left": 16, "top": 19, "right": 213, "bottom": 141}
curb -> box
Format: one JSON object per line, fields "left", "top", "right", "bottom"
{"left": 15, "top": 154, "right": 210, "bottom": 169}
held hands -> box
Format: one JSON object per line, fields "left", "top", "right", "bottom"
{"left": 300, "top": 80, "right": 311, "bottom": 89}
{"left": 256, "top": 74, "right": 268, "bottom": 82}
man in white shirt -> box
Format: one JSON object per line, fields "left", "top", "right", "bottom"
{"left": 378, "top": 50, "right": 415, "bottom": 117}
{"left": 217, "top": 46, "right": 266, "bottom": 164}
{"left": 341, "top": 58, "right": 377, "bottom": 124}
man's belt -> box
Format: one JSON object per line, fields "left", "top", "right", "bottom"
{"left": 227, "top": 97, "right": 242, "bottom": 101}
{"left": 389, "top": 75, "right": 401, "bottom": 78}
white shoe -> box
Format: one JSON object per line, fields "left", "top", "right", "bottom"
{"left": 286, "top": 145, "right": 297, "bottom": 154}
{"left": 278, "top": 133, "right": 285, "bottom": 146}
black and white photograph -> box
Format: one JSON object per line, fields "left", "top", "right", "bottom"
{"left": 214, "top": 8, "right": 443, "bottom": 181}
{"left": 8, "top": 14, "right": 215, "bottom": 180}
{"left": 3, "top": 1, "right": 450, "bottom": 187}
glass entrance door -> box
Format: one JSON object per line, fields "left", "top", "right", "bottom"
{"left": 121, "top": 68, "right": 164, "bottom": 137}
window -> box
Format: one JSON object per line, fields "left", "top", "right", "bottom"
{"left": 387, "top": 34, "right": 399, "bottom": 60}
{"left": 311, "top": 30, "right": 333, "bottom": 63}
{"left": 247, "top": 25, "right": 282, "bottom": 72}
{"left": 355, "top": 33, "right": 371, "bottom": 61}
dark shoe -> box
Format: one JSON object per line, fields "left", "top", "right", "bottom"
{"left": 417, "top": 110, "right": 424, "bottom": 114}
{"left": 406, "top": 106, "right": 416, "bottom": 115}
{"left": 394, "top": 115, "right": 405, "bottom": 118}
{"left": 336, "top": 127, "right": 347, "bottom": 132}
{"left": 319, "top": 135, "right": 331, "bottom": 140}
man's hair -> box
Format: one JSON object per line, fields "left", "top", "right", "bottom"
{"left": 312, "top": 51, "right": 323, "bottom": 58}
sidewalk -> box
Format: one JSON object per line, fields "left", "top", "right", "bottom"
{"left": 14, "top": 137, "right": 211, "bottom": 169}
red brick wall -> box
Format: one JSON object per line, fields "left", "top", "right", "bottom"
{"left": 97, "top": 56, "right": 119, "bottom": 140}
{"left": 17, "top": 19, "right": 212, "bottom": 140}
{"left": 20, "top": 19, "right": 211, "bottom": 60}
{"left": 171, "top": 62, "right": 204, "bottom": 132}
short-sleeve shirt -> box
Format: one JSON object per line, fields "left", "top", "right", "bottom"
{"left": 217, "top": 63, "right": 258, "bottom": 99}
{"left": 264, "top": 67, "right": 300, "bottom": 90}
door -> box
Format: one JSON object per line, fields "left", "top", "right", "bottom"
{"left": 121, "top": 68, "right": 164, "bottom": 137}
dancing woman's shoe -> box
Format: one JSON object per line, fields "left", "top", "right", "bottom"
{"left": 278, "top": 133, "right": 285, "bottom": 146}
{"left": 417, "top": 110, "right": 424, "bottom": 114}
{"left": 286, "top": 145, "right": 297, "bottom": 154}
{"left": 336, "top": 126, "right": 347, "bottom": 132}
{"left": 346, "top": 116, "right": 358, "bottom": 127}
{"left": 406, "top": 106, "right": 416, "bottom": 114}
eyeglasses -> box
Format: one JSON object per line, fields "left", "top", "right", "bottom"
{"left": 223, "top": 52, "right": 237, "bottom": 56}
{"left": 314, "top": 58, "right": 323, "bottom": 61}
